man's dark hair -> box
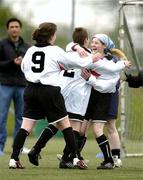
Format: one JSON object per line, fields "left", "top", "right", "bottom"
{"left": 6, "top": 18, "right": 22, "bottom": 29}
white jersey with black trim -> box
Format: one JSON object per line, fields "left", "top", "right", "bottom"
{"left": 66, "top": 42, "right": 126, "bottom": 92}
{"left": 59, "top": 66, "right": 120, "bottom": 116}
{"left": 59, "top": 43, "right": 127, "bottom": 116}
{"left": 59, "top": 44, "right": 127, "bottom": 116}
{"left": 21, "top": 45, "right": 126, "bottom": 87}
{"left": 91, "top": 57, "right": 124, "bottom": 80}
{"left": 59, "top": 69, "right": 91, "bottom": 116}
{"left": 59, "top": 60, "right": 122, "bottom": 116}
{"left": 21, "top": 45, "right": 94, "bottom": 87}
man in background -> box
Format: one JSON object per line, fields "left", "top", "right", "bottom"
{"left": 0, "top": 17, "right": 30, "bottom": 155}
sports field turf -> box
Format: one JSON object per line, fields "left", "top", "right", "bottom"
{"left": 0, "top": 137, "right": 142, "bottom": 180}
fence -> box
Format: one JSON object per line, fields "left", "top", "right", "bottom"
{"left": 119, "top": 0, "right": 143, "bottom": 157}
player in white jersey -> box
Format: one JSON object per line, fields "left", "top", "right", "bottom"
{"left": 9, "top": 22, "right": 104, "bottom": 169}
{"left": 60, "top": 68, "right": 119, "bottom": 117}
{"left": 74, "top": 34, "right": 129, "bottom": 169}
{"left": 59, "top": 34, "right": 131, "bottom": 169}
{"left": 27, "top": 28, "right": 131, "bottom": 168}
{"left": 79, "top": 39, "right": 131, "bottom": 168}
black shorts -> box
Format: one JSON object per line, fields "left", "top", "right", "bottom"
{"left": 85, "top": 88, "right": 111, "bottom": 122}
{"left": 23, "top": 82, "right": 68, "bottom": 124}
{"left": 68, "top": 112, "right": 84, "bottom": 122}
{"left": 107, "top": 88, "right": 119, "bottom": 119}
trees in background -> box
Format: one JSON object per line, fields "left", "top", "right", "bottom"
{"left": 0, "top": 0, "right": 34, "bottom": 44}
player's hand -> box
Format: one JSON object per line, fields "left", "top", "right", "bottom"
{"left": 74, "top": 45, "right": 88, "bottom": 57}
{"left": 124, "top": 60, "right": 132, "bottom": 68}
{"left": 92, "top": 52, "right": 103, "bottom": 62}
{"left": 81, "top": 68, "right": 91, "bottom": 81}
{"left": 14, "top": 56, "right": 23, "bottom": 66}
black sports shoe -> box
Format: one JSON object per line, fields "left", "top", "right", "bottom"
{"left": 59, "top": 159, "right": 74, "bottom": 169}
{"left": 97, "top": 160, "right": 115, "bottom": 170}
{"left": 28, "top": 148, "right": 41, "bottom": 166}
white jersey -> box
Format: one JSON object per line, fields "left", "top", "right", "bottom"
{"left": 59, "top": 69, "right": 91, "bottom": 116}
{"left": 21, "top": 45, "right": 94, "bottom": 87}
{"left": 66, "top": 42, "right": 126, "bottom": 91}
{"left": 59, "top": 60, "right": 124, "bottom": 117}
{"left": 91, "top": 57, "right": 123, "bottom": 80}
{"left": 59, "top": 63, "right": 118, "bottom": 116}
{"left": 21, "top": 44, "right": 126, "bottom": 117}
{"left": 61, "top": 43, "right": 126, "bottom": 116}
{"left": 21, "top": 45, "right": 125, "bottom": 88}
{"left": 59, "top": 68, "right": 121, "bottom": 116}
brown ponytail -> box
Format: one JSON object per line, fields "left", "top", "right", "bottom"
{"left": 32, "top": 22, "right": 57, "bottom": 44}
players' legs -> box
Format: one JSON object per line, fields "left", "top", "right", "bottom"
{"left": 80, "top": 119, "right": 91, "bottom": 136}
{"left": 79, "top": 120, "right": 91, "bottom": 152}
{"left": 92, "top": 122, "right": 114, "bottom": 169}
{"left": 56, "top": 117, "right": 79, "bottom": 159}
{"left": 9, "top": 118, "right": 36, "bottom": 168}
{"left": 93, "top": 122, "right": 112, "bottom": 162}
{"left": 28, "top": 123, "right": 58, "bottom": 166}
{"left": 33, "top": 124, "right": 58, "bottom": 153}
{"left": 106, "top": 87, "right": 122, "bottom": 167}
{"left": 61, "top": 120, "right": 83, "bottom": 162}
{"left": 28, "top": 119, "right": 68, "bottom": 167}
{"left": 106, "top": 119, "right": 120, "bottom": 155}
{"left": 29, "top": 116, "right": 76, "bottom": 162}
{"left": 28, "top": 84, "right": 87, "bottom": 169}
{"left": 72, "top": 120, "right": 88, "bottom": 153}
{"left": 70, "top": 120, "right": 81, "bottom": 132}
{"left": 11, "top": 118, "right": 36, "bottom": 160}
{"left": 106, "top": 119, "right": 122, "bottom": 167}
{"left": 56, "top": 117, "right": 87, "bottom": 169}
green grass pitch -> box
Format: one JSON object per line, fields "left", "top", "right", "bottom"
{"left": 0, "top": 137, "right": 143, "bottom": 180}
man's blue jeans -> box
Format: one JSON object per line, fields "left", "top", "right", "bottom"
{"left": 0, "top": 84, "right": 25, "bottom": 152}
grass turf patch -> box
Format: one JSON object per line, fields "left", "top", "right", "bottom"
{"left": 0, "top": 137, "right": 143, "bottom": 180}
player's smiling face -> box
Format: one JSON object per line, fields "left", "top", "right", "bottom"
{"left": 90, "top": 37, "right": 106, "bottom": 54}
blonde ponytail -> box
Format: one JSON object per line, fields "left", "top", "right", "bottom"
{"left": 110, "top": 48, "right": 128, "bottom": 60}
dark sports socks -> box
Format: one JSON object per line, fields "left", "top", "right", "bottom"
{"left": 73, "top": 130, "right": 80, "bottom": 145}
{"left": 96, "top": 134, "right": 112, "bottom": 162}
{"left": 62, "top": 144, "right": 70, "bottom": 161}
{"left": 73, "top": 131, "right": 84, "bottom": 160}
{"left": 33, "top": 124, "right": 58, "bottom": 153}
{"left": 62, "top": 127, "right": 79, "bottom": 161}
{"left": 62, "top": 130, "right": 84, "bottom": 161}
{"left": 11, "top": 128, "right": 29, "bottom": 161}
{"left": 111, "top": 149, "right": 120, "bottom": 158}
{"left": 62, "top": 130, "right": 78, "bottom": 161}
{"left": 78, "top": 135, "right": 87, "bottom": 152}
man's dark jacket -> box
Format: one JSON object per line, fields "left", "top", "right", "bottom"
{"left": 0, "top": 37, "right": 30, "bottom": 86}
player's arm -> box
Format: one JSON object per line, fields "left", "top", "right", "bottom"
{"left": 93, "top": 58, "right": 131, "bottom": 73}
{"left": 57, "top": 46, "right": 102, "bottom": 69}
{"left": 89, "top": 78, "right": 118, "bottom": 93}
{"left": 81, "top": 68, "right": 117, "bottom": 93}
{"left": 66, "top": 42, "right": 88, "bottom": 57}
{"left": 125, "top": 71, "right": 143, "bottom": 88}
